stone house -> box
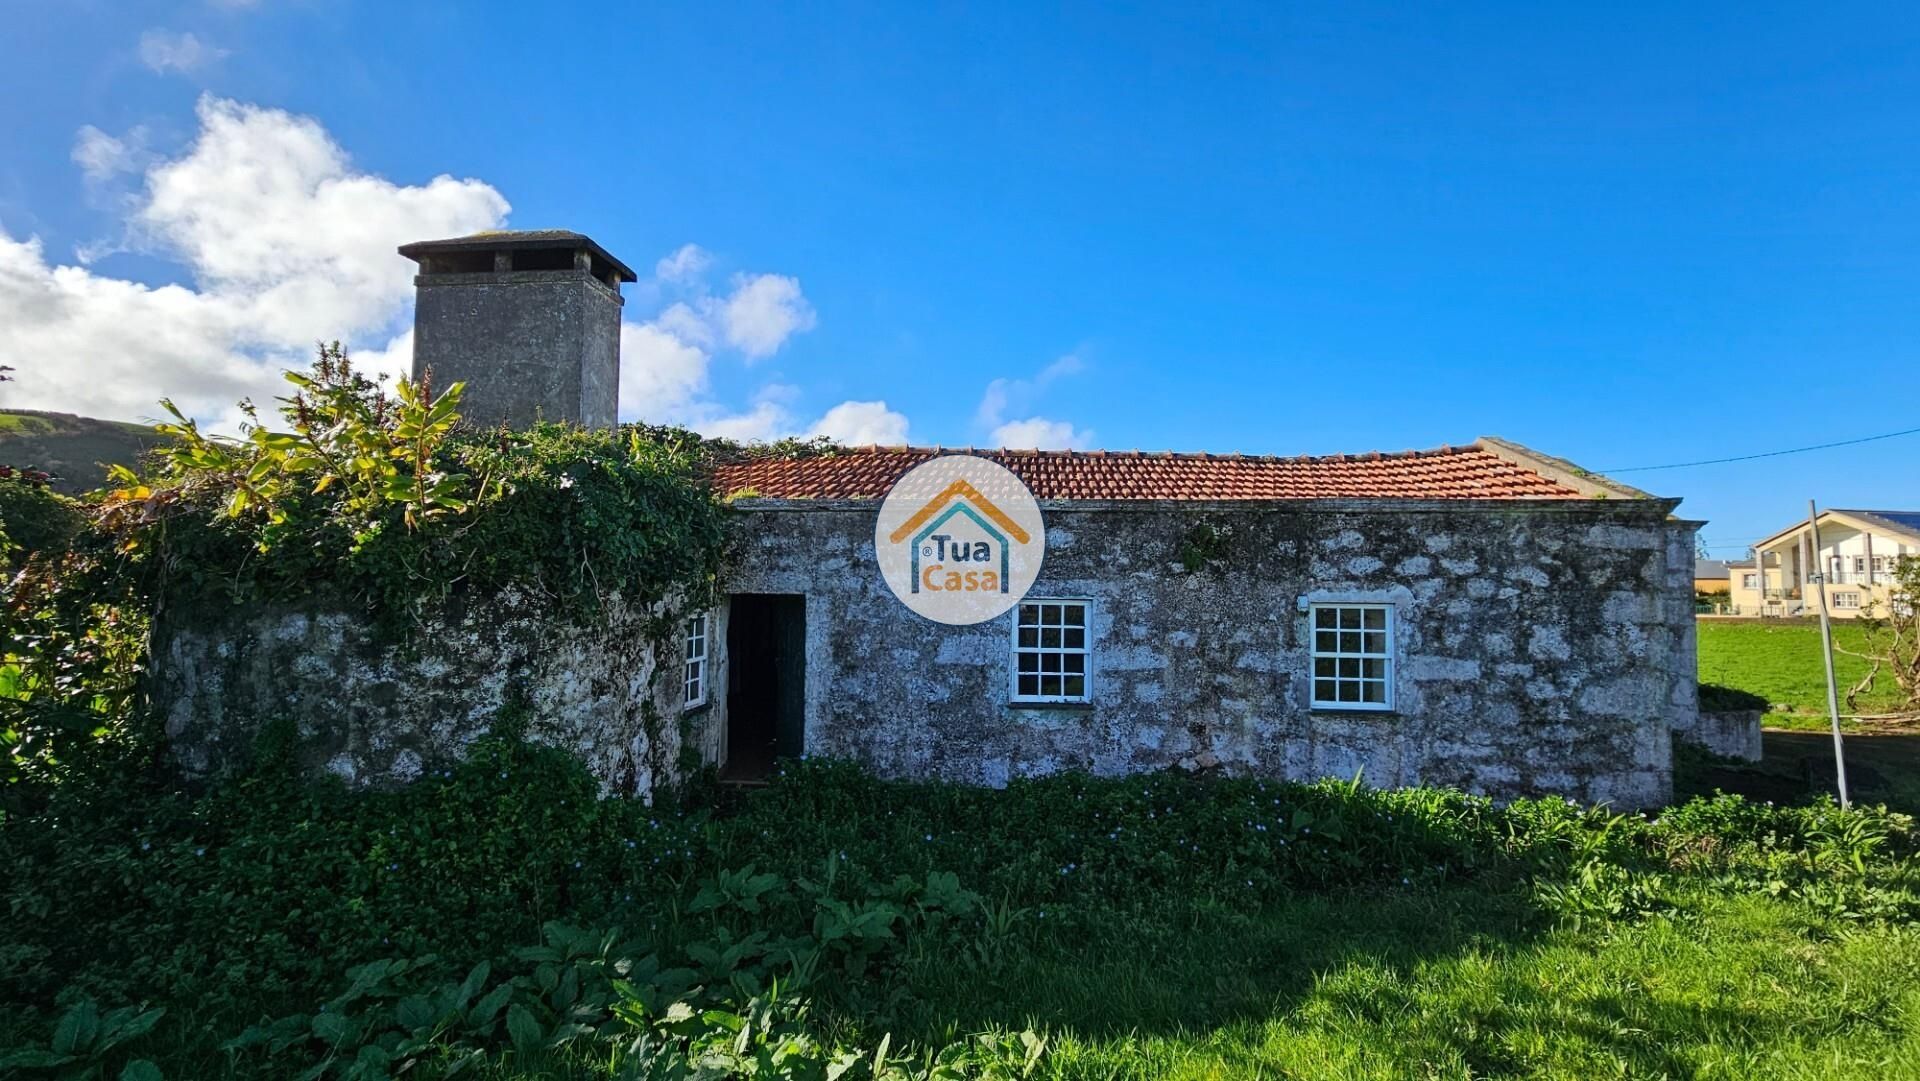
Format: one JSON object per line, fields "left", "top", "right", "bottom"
{"left": 704, "top": 443, "right": 1697, "bottom": 807}
{"left": 154, "top": 231, "right": 1701, "bottom": 808}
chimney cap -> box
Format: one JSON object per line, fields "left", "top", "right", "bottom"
{"left": 398, "top": 229, "right": 637, "bottom": 282}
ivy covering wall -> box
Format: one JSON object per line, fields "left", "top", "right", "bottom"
{"left": 1, "top": 345, "right": 783, "bottom": 810}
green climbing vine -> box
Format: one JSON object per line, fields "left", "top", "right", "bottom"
{"left": 5, "top": 343, "right": 756, "bottom": 806}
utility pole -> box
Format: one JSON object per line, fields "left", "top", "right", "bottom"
{"left": 1808, "top": 500, "right": 1851, "bottom": 808}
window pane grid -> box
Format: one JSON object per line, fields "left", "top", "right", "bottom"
{"left": 1310, "top": 604, "right": 1391, "bottom": 710}
{"left": 683, "top": 613, "right": 709, "bottom": 707}
{"left": 1012, "top": 600, "right": 1090, "bottom": 702}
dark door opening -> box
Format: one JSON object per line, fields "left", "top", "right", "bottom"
{"left": 724, "top": 594, "right": 806, "bottom": 781}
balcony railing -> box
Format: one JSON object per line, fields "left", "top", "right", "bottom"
{"left": 1828, "top": 571, "right": 1897, "bottom": 586}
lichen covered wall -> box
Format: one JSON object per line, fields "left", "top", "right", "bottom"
{"left": 1674, "top": 709, "right": 1763, "bottom": 762}
{"left": 411, "top": 270, "right": 623, "bottom": 429}
{"left": 153, "top": 589, "right": 719, "bottom": 798}
{"left": 725, "top": 498, "right": 1698, "bottom": 808}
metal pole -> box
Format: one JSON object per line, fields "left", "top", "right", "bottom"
{"left": 1807, "top": 500, "right": 1851, "bottom": 808}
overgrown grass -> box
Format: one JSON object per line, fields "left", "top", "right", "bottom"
{"left": 4, "top": 742, "right": 1919, "bottom": 1079}
{"left": 1698, "top": 619, "right": 1906, "bottom": 716}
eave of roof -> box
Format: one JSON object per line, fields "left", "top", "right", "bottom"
{"left": 397, "top": 229, "right": 638, "bottom": 281}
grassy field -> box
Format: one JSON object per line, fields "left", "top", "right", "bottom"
{"left": 1698, "top": 619, "right": 1908, "bottom": 717}
{"left": 0, "top": 408, "right": 159, "bottom": 492}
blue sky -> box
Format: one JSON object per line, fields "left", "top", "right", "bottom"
{"left": 2, "top": 1, "right": 1917, "bottom": 554}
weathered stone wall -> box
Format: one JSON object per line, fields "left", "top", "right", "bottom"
{"left": 1674, "top": 709, "right": 1763, "bottom": 762}
{"left": 153, "top": 590, "right": 718, "bottom": 798}
{"left": 725, "top": 498, "right": 1699, "bottom": 808}
{"left": 411, "top": 270, "right": 623, "bottom": 429}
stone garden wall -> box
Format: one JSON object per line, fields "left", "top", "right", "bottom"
{"left": 153, "top": 590, "right": 719, "bottom": 799}
{"left": 1673, "top": 709, "right": 1764, "bottom": 762}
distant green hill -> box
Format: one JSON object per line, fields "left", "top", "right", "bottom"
{"left": 0, "top": 410, "right": 164, "bottom": 494}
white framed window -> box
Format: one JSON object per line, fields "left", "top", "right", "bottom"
{"left": 1741, "top": 573, "right": 1760, "bottom": 589}
{"left": 1011, "top": 599, "right": 1091, "bottom": 703}
{"left": 683, "top": 613, "right": 710, "bottom": 708}
{"left": 1833, "top": 592, "right": 1861, "bottom": 610}
{"left": 1310, "top": 603, "right": 1394, "bottom": 711}
{"left": 1854, "top": 556, "right": 1868, "bottom": 573}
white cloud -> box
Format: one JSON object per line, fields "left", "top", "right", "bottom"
{"left": 350, "top": 328, "right": 415, "bottom": 388}
{"left": 721, "top": 273, "right": 816, "bottom": 359}
{"left": 0, "top": 96, "right": 508, "bottom": 425}
{"left": 618, "top": 322, "right": 709, "bottom": 420}
{"left": 991, "top": 417, "right": 1095, "bottom": 450}
{"left": 976, "top": 352, "right": 1085, "bottom": 429}
{"left": 653, "top": 243, "right": 711, "bottom": 283}
{"left": 7, "top": 97, "right": 853, "bottom": 445}
{"left": 139, "top": 30, "right": 228, "bottom": 74}
{"left": 137, "top": 97, "right": 509, "bottom": 349}
{"left": 72, "top": 125, "right": 148, "bottom": 183}
{"left": 810, "top": 400, "right": 910, "bottom": 446}
{"left": 652, "top": 301, "right": 716, "bottom": 349}
{"left": 694, "top": 401, "right": 793, "bottom": 443}
{"left": 618, "top": 251, "right": 829, "bottom": 435}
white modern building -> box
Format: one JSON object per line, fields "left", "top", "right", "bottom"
{"left": 1726, "top": 509, "right": 1920, "bottom": 618}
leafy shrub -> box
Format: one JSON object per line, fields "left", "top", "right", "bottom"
{"left": 0, "top": 998, "right": 164, "bottom": 1080}
{"left": 103, "top": 345, "right": 729, "bottom": 633}
{"left": 5, "top": 740, "right": 1919, "bottom": 1076}
{"left": 0, "top": 467, "right": 86, "bottom": 571}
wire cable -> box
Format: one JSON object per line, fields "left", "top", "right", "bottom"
{"left": 1600, "top": 425, "right": 1920, "bottom": 473}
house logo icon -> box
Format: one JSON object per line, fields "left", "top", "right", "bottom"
{"left": 875, "top": 455, "right": 1046, "bottom": 625}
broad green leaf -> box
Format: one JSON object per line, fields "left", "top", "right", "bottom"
{"left": 52, "top": 998, "right": 100, "bottom": 1055}
{"left": 505, "top": 1003, "right": 541, "bottom": 1057}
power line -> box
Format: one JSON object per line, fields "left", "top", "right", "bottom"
{"left": 1600, "top": 425, "right": 1920, "bottom": 473}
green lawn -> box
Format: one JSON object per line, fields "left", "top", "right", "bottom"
{"left": 1698, "top": 619, "right": 1907, "bottom": 717}
{"left": 1017, "top": 892, "right": 1920, "bottom": 1081}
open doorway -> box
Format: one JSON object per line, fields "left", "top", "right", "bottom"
{"left": 724, "top": 594, "right": 806, "bottom": 781}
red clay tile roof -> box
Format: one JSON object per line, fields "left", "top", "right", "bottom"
{"left": 711, "top": 442, "right": 1599, "bottom": 502}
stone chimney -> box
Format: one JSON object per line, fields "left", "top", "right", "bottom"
{"left": 397, "top": 230, "right": 636, "bottom": 429}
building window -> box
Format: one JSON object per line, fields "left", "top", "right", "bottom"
{"left": 683, "top": 613, "right": 710, "bottom": 708}
{"left": 1741, "top": 573, "right": 1759, "bottom": 589}
{"left": 1310, "top": 604, "right": 1394, "bottom": 710}
{"left": 1833, "top": 592, "right": 1861, "bottom": 610}
{"left": 1854, "top": 556, "right": 1868, "bottom": 573}
{"left": 1012, "top": 600, "right": 1091, "bottom": 703}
